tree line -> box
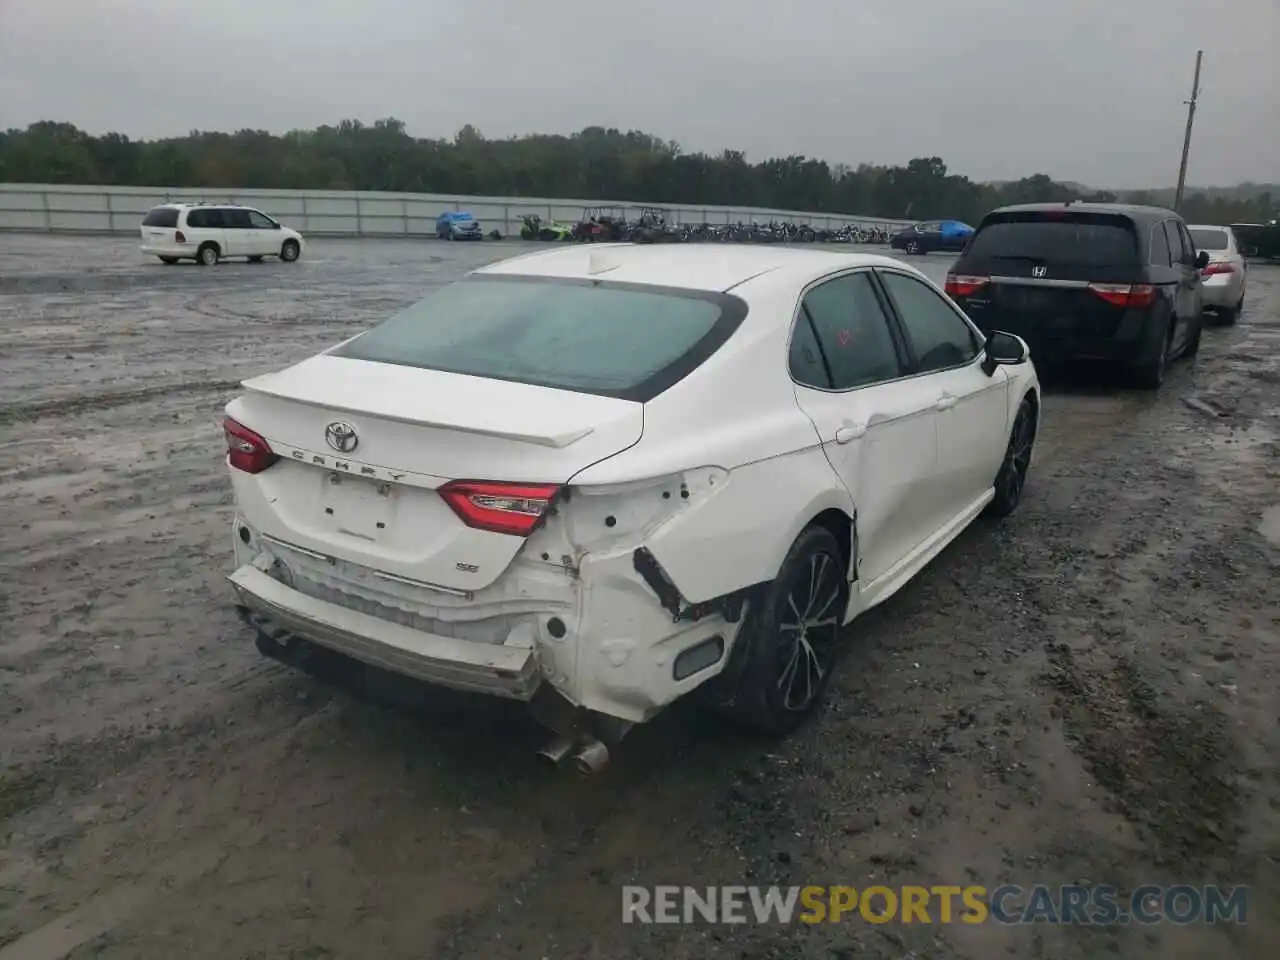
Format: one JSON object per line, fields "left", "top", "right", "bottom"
{"left": 0, "top": 119, "right": 1273, "bottom": 227}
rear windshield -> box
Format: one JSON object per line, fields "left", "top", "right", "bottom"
{"left": 966, "top": 213, "right": 1139, "bottom": 265}
{"left": 330, "top": 277, "right": 747, "bottom": 402}
{"left": 1189, "top": 228, "right": 1229, "bottom": 250}
{"left": 142, "top": 207, "right": 179, "bottom": 228}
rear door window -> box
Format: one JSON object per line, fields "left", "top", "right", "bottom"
{"left": 187, "top": 208, "right": 225, "bottom": 228}
{"left": 793, "top": 272, "right": 904, "bottom": 390}
{"left": 142, "top": 207, "right": 178, "bottom": 228}
{"left": 331, "top": 277, "right": 746, "bottom": 402}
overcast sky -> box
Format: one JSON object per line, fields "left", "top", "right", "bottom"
{"left": 1, "top": 0, "right": 1276, "bottom": 188}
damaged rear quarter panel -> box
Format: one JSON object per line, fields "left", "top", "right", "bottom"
{"left": 524, "top": 474, "right": 747, "bottom": 719}
{"left": 566, "top": 282, "right": 858, "bottom": 608}
{"left": 635, "top": 449, "right": 856, "bottom": 604}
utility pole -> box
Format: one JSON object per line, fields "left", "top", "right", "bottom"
{"left": 1173, "top": 50, "right": 1203, "bottom": 213}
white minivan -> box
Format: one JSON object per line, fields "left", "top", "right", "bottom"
{"left": 140, "top": 203, "right": 305, "bottom": 265}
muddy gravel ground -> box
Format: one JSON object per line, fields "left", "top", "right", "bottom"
{"left": 1, "top": 234, "right": 1277, "bottom": 960}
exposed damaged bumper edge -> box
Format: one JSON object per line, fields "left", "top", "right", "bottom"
{"left": 632, "top": 547, "right": 755, "bottom": 624}
{"left": 228, "top": 564, "right": 540, "bottom": 700}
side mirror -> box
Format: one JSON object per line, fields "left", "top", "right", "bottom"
{"left": 1194, "top": 249, "right": 1209, "bottom": 270}
{"left": 981, "top": 331, "right": 1028, "bottom": 376}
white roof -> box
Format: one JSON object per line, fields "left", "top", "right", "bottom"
{"left": 474, "top": 243, "right": 916, "bottom": 293}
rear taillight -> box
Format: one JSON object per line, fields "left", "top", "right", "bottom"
{"left": 175, "top": 230, "right": 187, "bottom": 243}
{"left": 223, "top": 417, "right": 278, "bottom": 474}
{"left": 439, "top": 480, "right": 561, "bottom": 537}
{"left": 1202, "top": 262, "right": 1235, "bottom": 277}
{"left": 944, "top": 274, "right": 989, "bottom": 298}
{"left": 1088, "top": 283, "right": 1157, "bottom": 309}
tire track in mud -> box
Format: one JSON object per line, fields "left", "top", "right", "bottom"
{"left": 0, "top": 379, "right": 244, "bottom": 425}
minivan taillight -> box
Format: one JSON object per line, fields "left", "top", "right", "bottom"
{"left": 439, "top": 480, "right": 561, "bottom": 537}
{"left": 223, "top": 417, "right": 278, "bottom": 474}
{"left": 944, "top": 275, "right": 989, "bottom": 298}
{"left": 1087, "top": 283, "right": 1157, "bottom": 309}
{"left": 175, "top": 230, "right": 187, "bottom": 243}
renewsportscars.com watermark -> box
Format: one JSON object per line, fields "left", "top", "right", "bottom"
{"left": 622, "top": 885, "right": 1249, "bottom": 926}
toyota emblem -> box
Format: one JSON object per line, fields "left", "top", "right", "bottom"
{"left": 324, "top": 420, "right": 359, "bottom": 453}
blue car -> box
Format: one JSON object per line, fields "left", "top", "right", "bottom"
{"left": 890, "top": 219, "right": 975, "bottom": 255}
{"left": 436, "top": 211, "right": 484, "bottom": 240}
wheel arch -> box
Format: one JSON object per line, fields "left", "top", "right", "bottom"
{"left": 1021, "top": 384, "right": 1041, "bottom": 436}
{"left": 807, "top": 507, "right": 857, "bottom": 584}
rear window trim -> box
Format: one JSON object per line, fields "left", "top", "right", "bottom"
{"left": 329, "top": 273, "right": 749, "bottom": 404}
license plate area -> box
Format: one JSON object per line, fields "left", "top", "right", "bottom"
{"left": 998, "top": 286, "right": 1060, "bottom": 312}
{"left": 321, "top": 472, "right": 394, "bottom": 542}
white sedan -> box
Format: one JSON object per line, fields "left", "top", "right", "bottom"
{"left": 223, "top": 245, "right": 1039, "bottom": 771}
{"left": 1187, "top": 224, "right": 1248, "bottom": 325}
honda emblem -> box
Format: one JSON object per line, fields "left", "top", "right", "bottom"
{"left": 1032, "top": 265, "right": 1048, "bottom": 278}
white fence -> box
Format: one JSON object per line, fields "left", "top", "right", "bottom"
{"left": 0, "top": 183, "right": 911, "bottom": 239}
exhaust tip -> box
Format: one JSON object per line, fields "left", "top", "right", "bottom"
{"left": 535, "top": 734, "right": 576, "bottom": 767}
{"left": 570, "top": 738, "right": 610, "bottom": 775}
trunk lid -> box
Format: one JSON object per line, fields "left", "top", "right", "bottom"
{"left": 227, "top": 354, "right": 643, "bottom": 592}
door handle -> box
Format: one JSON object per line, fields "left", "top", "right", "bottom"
{"left": 834, "top": 422, "right": 867, "bottom": 444}
{"left": 935, "top": 394, "right": 957, "bottom": 411}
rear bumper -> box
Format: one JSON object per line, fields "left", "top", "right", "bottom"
{"left": 229, "top": 564, "right": 540, "bottom": 699}
{"left": 227, "top": 501, "right": 743, "bottom": 725}
{"left": 140, "top": 242, "right": 190, "bottom": 257}
{"left": 967, "top": 307, "right": 1161, "bottom": 367}
{"left": 1017, "top": 335, "right": 1150, "bottom": 365}
{"left": 1201, "top": 273, "right": 1244, "bottom": 308}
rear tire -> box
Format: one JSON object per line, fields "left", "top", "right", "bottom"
{"left": 1217, "top": 305, "right": 1238, "bottom": 326}
{"left": 280, "top": 239, "right": 301, "bottom": 262}
{"left": 1132, "top": 321, "right": 1171, "bottom": 390}
{"left": 707, "top": 526, "right": 847, "bottom": 735}
{"left": 196, "top": 243, "right": 219, "bottom": 266}
{"left": 1185, "top": 321, "right": 1202, "bottom": 357}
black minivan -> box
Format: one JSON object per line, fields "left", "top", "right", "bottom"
{"left": 944, "top": 203, "right": 1209, "bottom": 388}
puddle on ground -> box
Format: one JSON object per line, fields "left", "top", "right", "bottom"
{"left": 1260, "top": 505, "right": 1280, "bottom": 548}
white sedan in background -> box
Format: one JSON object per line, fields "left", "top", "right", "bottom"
{"left": 222, "top": 245, "right": 1039, "bottom": 772}
{"left": 1188, "top": 224, "right": 1248, "bottom": 325}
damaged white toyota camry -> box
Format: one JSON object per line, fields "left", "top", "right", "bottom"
{"left": 225, "top": 244, "right": 1039, "bottom": 770}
